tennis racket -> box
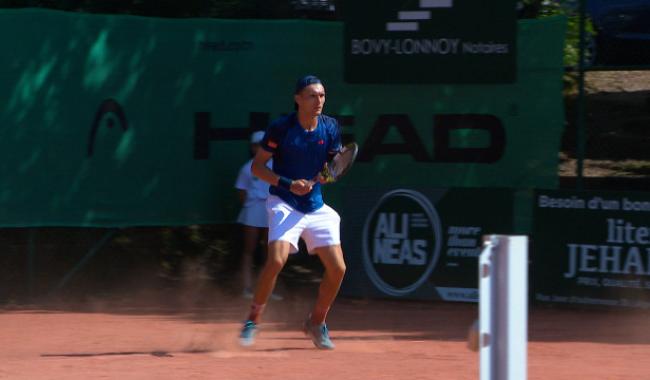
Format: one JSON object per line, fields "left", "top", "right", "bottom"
{"left": 317, "top": 142, "right": 359, "bottom": 184}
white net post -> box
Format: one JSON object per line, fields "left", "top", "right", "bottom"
{"left": 479, "top": 235, "right": 528, "bottom": 380}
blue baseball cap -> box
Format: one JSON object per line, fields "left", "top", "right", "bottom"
{"left": 294, "top": 75, "right": 322, "bottom": 94}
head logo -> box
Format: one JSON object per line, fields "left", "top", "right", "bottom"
{"left": 362, "top": 189, "right": 442, "bottom": 296}
{"left": 87, "top": 98, "right": 128, "bottom": 157}
{"left": 386, "top": 0, "right": 453, "bottom": 32}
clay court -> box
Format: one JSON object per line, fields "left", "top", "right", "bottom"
{"left": 2, "top": 290, "right": 649, "bottom": 380}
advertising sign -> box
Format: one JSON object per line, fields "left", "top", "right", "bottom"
{"left": 341, "top": 187, "right": 513, "bottom": 301}
{"left": 533, "top": 190, "right": 650, "bottom": 309}
{"left": 0, "top": 10, "right": 563, "bottom": 227}
{"left": 343, "top": 0, "right": 518, "bottom": 83}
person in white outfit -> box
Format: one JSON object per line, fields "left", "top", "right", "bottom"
{"left": 234, "top": 131, "right": 281, "bottom": 300}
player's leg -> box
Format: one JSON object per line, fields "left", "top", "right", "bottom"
{"left": 251, "top": 195, "right": 305, "bottom": 313}
{"left": 240, "top": 196, "right": 303, "bottom": 347}
{"left": 311, "top": 244, "right": 346, "bottom": 324}
{"left": 300, "top": 204, "right": 344, "bottom": 349}
{"left": 256, "top": 227, "right": 283, "bottom": 300}
{"left": 240, "top": 240, "right": 291, "bottom": 347}
{"left": 250, "top": 240, "right": 291, "bottom": 316}
{"left": 300, "top": 244, "right": 345, "bottom": 350}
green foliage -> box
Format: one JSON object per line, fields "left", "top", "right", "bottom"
{"left": 536, "top": 0, "right": 595, "bottom": 68}
{"left": 519, "top": 1, "right": 595, "bottom": 94}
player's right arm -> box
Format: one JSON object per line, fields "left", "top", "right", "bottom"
{"left": 251, "top": 148, "right": 278, "bottom": 186}
{"left": 234, "top": 163, "right": 250, "bottom": 205}
{"left": 251, "top": 149, "right": 312, "bottom": 196}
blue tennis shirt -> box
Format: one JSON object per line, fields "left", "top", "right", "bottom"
{"left": 261, "top": 113, "right": 341, "bottom": 213}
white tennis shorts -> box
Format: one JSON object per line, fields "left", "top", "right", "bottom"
{"left": 237, "top": 199, "right": 268, "bottom": 228}
{"left": 266, "top": 195, "right": 341, "bottom": 254}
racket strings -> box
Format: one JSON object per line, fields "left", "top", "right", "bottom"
{"left": 330, "top": 149, "right": 354, "bottom": 178}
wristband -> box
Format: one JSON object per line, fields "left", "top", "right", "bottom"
{"left": 277, "top": 176, "right": 292, "bottom": 190}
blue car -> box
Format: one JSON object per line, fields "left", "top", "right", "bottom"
{"left": 517, "top": 0, "right": 650, "bottom": 66}
{"left": 587, "top": 0, "right": 650, "bottom": 65}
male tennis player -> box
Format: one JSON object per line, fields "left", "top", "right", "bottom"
{"left": 239, "top": 75, "right": 345, "bottom": 350}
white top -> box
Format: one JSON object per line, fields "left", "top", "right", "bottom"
{"left": 234, "top": 158, "right": 272, "bottom": 207}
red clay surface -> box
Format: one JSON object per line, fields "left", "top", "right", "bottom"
{"left": 1, "top": 294, "right": 649, "bottom": 380}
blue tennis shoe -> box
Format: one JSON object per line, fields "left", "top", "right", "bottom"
{"left": 303, "top": 318, "right": 335, "bottom": 350}
{"left": 239, "top": 320, "right": 258, "bottom": 347}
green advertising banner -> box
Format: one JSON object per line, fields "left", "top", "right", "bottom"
{"left": 0, "top": 9, "right": 565, "bottom": 227}
{"left": 343, "top": 0, "right": 517, "bottom": 83}
{"left": 340, "top": 187, "right": 513, "bottom": 301}
{"left": 533, "top": 190, "right": 650, "bottom": 309}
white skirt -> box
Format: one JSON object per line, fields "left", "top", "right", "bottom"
{"left": 237, "top": 199, "right": 268, "bottom": 228}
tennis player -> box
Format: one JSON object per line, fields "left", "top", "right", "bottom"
{"left": 239, "top": 75, "right": 345, "bottom": 350}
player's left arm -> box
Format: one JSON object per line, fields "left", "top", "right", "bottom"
{"left": 327, "top": 118, "right": 343, "bottom": 161}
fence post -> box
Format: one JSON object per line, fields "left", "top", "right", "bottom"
{"left": 576, "top": 0, "right": 587, "bottom": 189}
{"left": 479, "top": 235, "right": 528, "bottom": 380}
